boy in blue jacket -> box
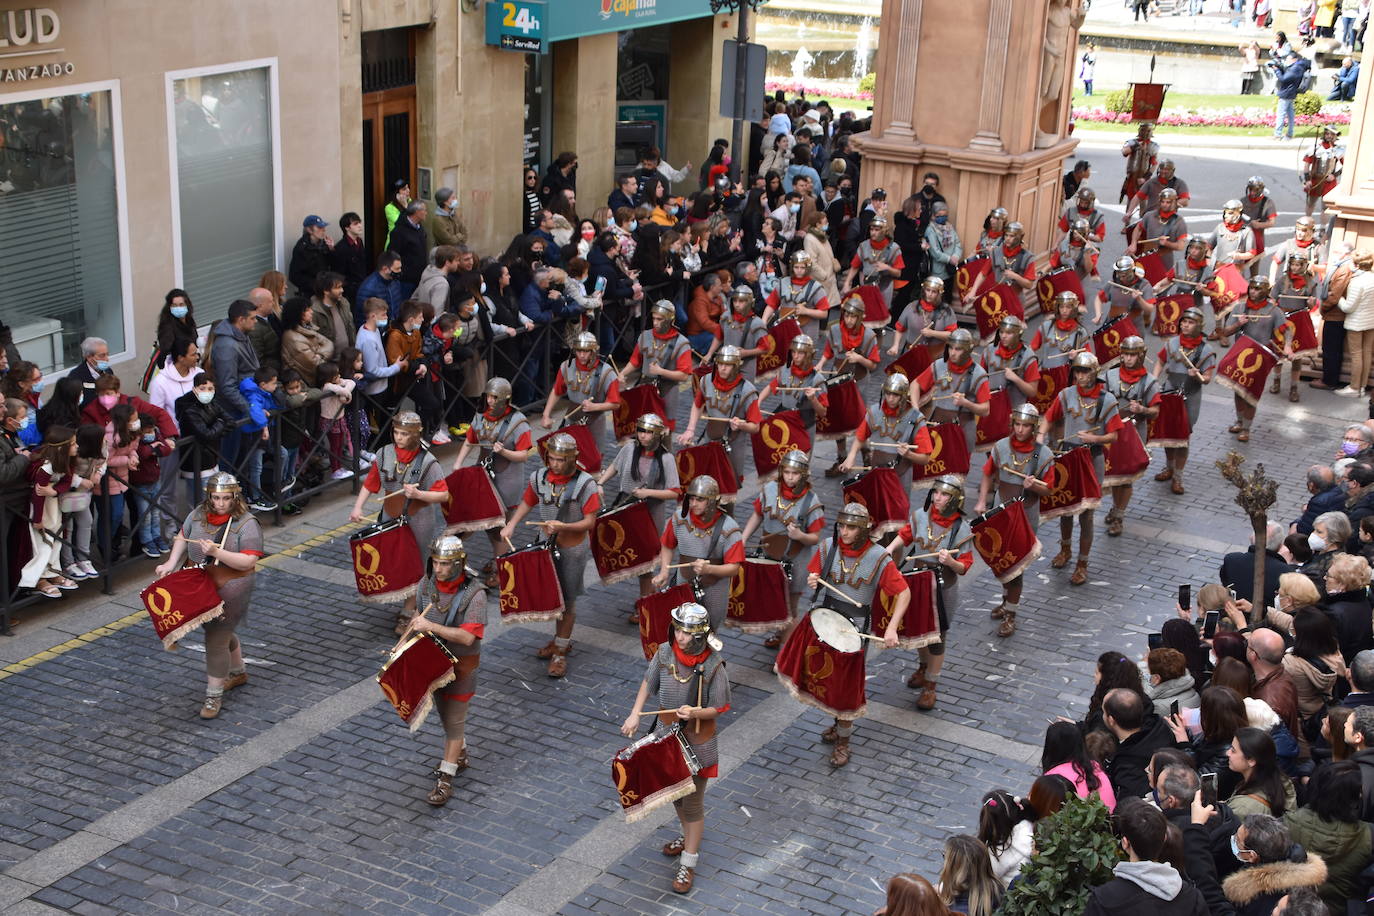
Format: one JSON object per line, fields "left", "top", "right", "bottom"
{"left": 238, "top": 365, "right": 281, "bottom": 511}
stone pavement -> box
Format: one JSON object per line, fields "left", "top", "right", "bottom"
{"left": 2, "top": 244, "right": 1369, "bottom": 914}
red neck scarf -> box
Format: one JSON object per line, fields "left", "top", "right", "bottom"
{"left": 713, "top": 371, "right": 742, "bottom": 390}
{"left": 880, "top": 401, "right": 902, "bottom": 417}
{"left": 395, "top": 446, "right": 421, "bottom": 463}
{"left": 652, "top": 327, "right": 677, "bottom": 340}
{"left": 1119, "top": 365, "right": 1147, "bottom": 383}
{"left": 838, "top": 538, "right": 872, "bottom": 556}
{"left": 436, "top": 574, "right": 468, "bottom": 594}
{"left": 1179, "top": 334, "right": 1203, "bottom": 348}
{"left": 947, "top": 357, "right": 971, "bottom": 374}
{"left": 1077, "top": 382, "right": 1104, "bottom": 397}
{"left": 1010, "top": 435, "right": 1036, "bottom": 453}
{"left": 995, "top": 343, "right": 1023, "bottom": 359}
{"left": 779, "top": 481, "right": 808, "bottom": 499}
{"left": 688, "top": 510, "right": 719, "bottom": 529}
{"left": 1246, "top": 296, "right": 1269, "bottom": 311}
{"left": 840, "top": 324, "right": 864, "bottom": 349}
{"left": 1186, "top": 257, "right": 1207, "bottom": 269}
{"left": 789, "top": 363, "right": 814, "bottom": 378}
{"left": 207, "top": 512, "right": 232, "bottom": 526}
{"left": 673, "top": 642, "right": 711, "bottom": 666}
{"left": 545, "top": 470, "right": 575, "bottom": 484}
{"left": 1055, "top": 318, "right": 1079, "bottom": 331}
{"left": 930, "top": 507, "right": 960, "bottom": 528}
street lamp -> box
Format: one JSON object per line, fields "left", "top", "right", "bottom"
{"left": 709, "top": 0, "right": 767, "bottom": 185}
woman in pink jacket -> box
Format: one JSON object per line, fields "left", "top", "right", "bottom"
{"left": 1041, "top": 721, "right": 1117, "bottom": 811}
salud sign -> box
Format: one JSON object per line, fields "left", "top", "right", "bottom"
{"left": 486, "top": 1, "right": 546, "bottom": 53}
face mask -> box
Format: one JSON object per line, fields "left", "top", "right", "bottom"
{"left": 31, "top": 380, "right": 44, "bottom": 394}
{"left": 1230, "top": 836, "right": 1248, "bottom": 862}
{"left": 170, "top": 306, "right": 189, "bottom": 319}
{"left": 98, "top": 394, "right": 118, "bottom": 409}
{"left": 581, "top": 229, "right": 596, "bottom": 240}
{"left": 668, "top": 205, "right": 679, "bottom": 215}
{"left": 377, "top": 318, "right": 389, "bottom": 329}
{"left": 129, "top": 421, "right": 141, "bottom": 433}
{"left": 934, "top": 215, "right": 949, "bottom": 225}
{"left": 1309, "top": 532, "right": 1326, "bottom": 551}
{"left": 1342, "top": 440, "right": 1362, "bottom": 456}
{"left": 789, "top": 203, "right": 800, "bottom": 214}
{"left": 195, "top": 389, "right": 214, "bottom": 405}
{"left": 629, "top": 220, "right": 639, "bottom": 231}
{"left": 722, "top": 155, "right": 732, "bottom": 166}
{"left": 95, "top": 360, "right": 110, "bottom": 372}
{"left": 142, "top": 432, "right": 156, "bottom": 443}
{"left": 481, "top": 281, "right": 488, "bottom": 294}
{"left": 18, "top": 414, "right": 33, "bottom": 429}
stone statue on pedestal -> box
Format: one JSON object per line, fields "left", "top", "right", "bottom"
{"left": 1037, "top": 0, "right": 1086, "bottom": 148}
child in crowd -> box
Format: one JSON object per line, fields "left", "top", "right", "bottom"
{"left": 59, "top": 424, "right": 106, "bottom": 580}
{"left": 237, "top": 365, "right": 280, "bottom": 511}
{"left": 128, "top": 411, "right": 173, "bottom": 558}
{"left": 317, "top": 361, "right": 357, "bottom": 480}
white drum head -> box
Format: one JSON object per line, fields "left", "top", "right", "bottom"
{"left": 810, "top": 607, "right": 862, "bottom": 653}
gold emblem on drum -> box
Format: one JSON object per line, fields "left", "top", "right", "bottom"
{"left": 498, "top": 559, "right": 520, "bottom": 611}
{"left": 760, "top": 418, "right": 790, "bottom": 451}
{"left": 612, "top": 761, "right": 640, "bottom": 806}
{"left": 1103, "top": 329, "right": 1121, "bottom": 350}
{"left": 355, "top": 542, "right": 382, "bottom": 576}
{"left": 145, "top": 586, "right": 181, "bottom": 623}
{"left": 803, "top": 645, "right": 834, "bottom": 681}
{"left": 598, "top": 519, "right": 626, "bottom": 552}
{"left": 1159, "top": 298, "right": 1181, "bottom": 325}
{"left": 1235, "top": 348, "right": 1263, "bottom": 375}
{"left": 378, "top": 680, "right": 412, "bottom": 719}
{"left": 679, "top": 449, "right": 698, "bottom": 483}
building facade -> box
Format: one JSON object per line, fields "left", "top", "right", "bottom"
{"left": 0, "top": 0, "right": 735, "bottom": 378}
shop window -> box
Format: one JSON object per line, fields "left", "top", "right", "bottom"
{"left": 0, "top": 87, "right": 128, "bottom": 372}
{"left": 169, "top": 64, "right": 278, "bottom": 325}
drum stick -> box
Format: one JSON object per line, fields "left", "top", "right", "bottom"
{"left": 774, "top": 386, "right": 820, "bottom": 392}
{"left": 664, "top": 561, "right": 700, "bottom": 570}
{"left": 637, "top": 707, "right": 703, "bottom": 716}
{"left": 855, "top": 632, "right": 889, "bottom": 644}
{"left": 1178, "top": 349, "right": 1199, "bottom": 373}
{"left": 1107, "top": 281, "right": 1142, "bottom": 295}
{"left": 814, "top": 577, "right": 863, "bottom": 607}
{"left": 564, "top": 403, "right": 585, "bottom": 421}
{"left": 1277, "top": 294, "right": 1312, "bottom": 302}
{"left": 1068, "top": 425, "right": 1102, "bottom": 440}
{"left": 904, "top": 534, "right": 976, "bottom": 561}
{"left": 867, "top": 442, "right": 907, "bottom": 452}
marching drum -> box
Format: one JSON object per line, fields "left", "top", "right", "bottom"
{"left": 842, "top": 467, "right": 910, "bottom": 536}
{"left": 725, "top": 558, "right": 792, "bottom": 633}
{"left": 1147, "top": 391, "right": 1192, "bottom": 449}
{"left": 755, "top": 317, "right": 803, "bottom": 382}
{"left": 872, "top": 568, "right": 942, "bottom": 650}
{"left": 676, "top": 442, "right": 740, "bottom": 500}
{"left": 591, "top": 499, "right": 661, "bottom": 585}
{"left": 613, "top": 384, "right": 670, "bottom": 442}
{"left": 969, "top": 499, "right": 1043, "bottom": 584}
{"left": 497, "top": 543, "right": 567, "bottom": 624}
{"left": 141, "top": 566, "right": 227, "bottom": 650}
{"left": 441, "top": 465, "right": 506, "bottom": 534}
{"left": 1039, "top": 446, "right": 1103, "bottom": 521}
{"left": 536, "top": 425, "right": 603, "bottom": 474}
{"left": 376, "top": 632, "right": 459, "bottom": 732}
{"left": 636, "top": 582, "right": 702, "bottom": 660}
{"left": 815, "top": 374, "right": 865, "bottom": 440}
{"left": 974, "top": 388, "right": 1011, "bottom": 453}
{"left": 350, "top": 517, "right": 424, "bottom": 604}
{"left": 1103, "top": 421, "right": 1150, "bottom": 487}
{"left": 611, "top": 726, "right": 702, "bottom": 823}
{"left": 774, "top": 607, "right": 868, "bottom": 720}
{"left": 849, "top": 285, "right": 890, "bottom": 330}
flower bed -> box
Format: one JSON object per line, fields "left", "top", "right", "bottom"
{"left": 1071, "top": 106, "right": 1350, "bottom": 127}
{"left": 764, "top": 78, "right": 872, "bottom": 103}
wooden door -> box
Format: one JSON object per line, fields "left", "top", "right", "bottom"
{"left": 361, "top": 87, "right": 417, "bottom": 258}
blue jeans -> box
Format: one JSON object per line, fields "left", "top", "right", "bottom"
{"left": 685, "top": 329, "right": 715, "bottom": 356}
{"left": 1083, "top": 79, "right": 1094, "bottom": 95}
{"left": 1275, "top": 98, "right": 1295, "bottom": 138}
{"left": 240, "top": 433, "right": 266, "bottom": 502}
{"left": 1342, "top": 15, "right": 1356, "bottom": 45}
{"left": 128, "top": 483, "right": 161, "bottom": 548}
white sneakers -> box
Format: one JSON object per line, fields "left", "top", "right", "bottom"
{"left": 330, "top": 468, "right": 355, "bottom": 480}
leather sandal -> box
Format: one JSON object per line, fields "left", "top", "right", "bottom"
{"left": 1070, "top": 558, "right": 1089, "bottom": 586}
{"left": 1154, "top": 467, "right": 1173, "bottom": 482}
{"left": 829, "top": 736, "right": 851, "bottom": 767}
{"left": 662, "top": 835, "right": 686, "bottom": 857}
{"left": 1228, "top": 423, "right": 1243, "bottom": 434}
{"left": 763, "top": 632, "right": 783, "bottom": 648}
{"left": 199, "top": 694, "right": 223, "bottom": 720}
{"left": 820, "top": 723, "right": 838, "bottom": 744}
{"left": 547, "top": 648, "right": 568, "bottom": 678}
{"left": 535, "top": 640, "right": 571, "bottom": 659}
{"left": 1237, "top": 429, "right": 1250, "bottom": 442}
{"left": 1105, "top": 509, "right": 1124, "bottom": 537}
{"left": 222, "top": 671, "right": 248, "bottom": 691}
{"left": 1050, "top": 540, "right": 1072, "bottom": 569}
{"left": 453, "top": 750, "right": 469, "bottom": 773}
{"left": 1269, "top": 376, "right": 1281, "bottom": 394}
{"left": 672, "top": 864, "right": 695, "bottom": 894}
{"left": 989, "top": 602, "right": 1006, "bottom": 620}
{"left": 1171, "top": 476, "right": 1186, "bottom": 495}
{"left": 1289, "top": 387, "right": 1300, "bottom": 402}
{"left": 427, "top": 771, "right": 454, "bottom": 806}
{"left": 997, "top": 611, "right": 1017, "bottom": 638}
{"left": 907, "top": 664, "right": 928, "bottom": 689}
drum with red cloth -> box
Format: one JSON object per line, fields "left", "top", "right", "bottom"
{"left": 774, "top": 607, "right": 868, "bottom": 720}
{"left": 816, "top": 374, "right": 865, "bottom": 441}
{"left": 1153, "top": 293, "right": 1192, "bottom": 337}
{"left": 725, "top": 558, "right": 792, "bottom": 633}
{"left": 536, "top": 425, "right": 602, "bottom": 473}
{"left": 1274, "top": 307, "right": 1319, "bottom": 359}
{"left": 1040, "top": 446, "right": 1104, "bottom": 520}
{"left": 141, "top": 567, "right": 226, "bottom": 650}
{"left": 1214, "top": 336, "right": 1280, "bottom": 406}
{"left": 611, "top": 726, "right": 702, "bottom": 823}
{"left": 848, "top": 285, "right": 890, "bottom": 329}
{"left": 636, "top": 582, "right": 702, "bottom": 660}
{"left": 349, "top": 517, "right": 424, "bottom": 604}
{"left": 911, "top": 422, "right": 972, "bottom": 489}
{"left": 591, "top": 499, "right": 661, "bottom": 585}
{"left": 955, "top": 255, "right": 993, "bottom": 300}
{"left": 755, "top": 317, "right": 803, "bottom": 382}
{"left": 970, "top": 499, "right": 1043, "bottom": 584}
{"left": 1030, "top": 363, "right": 1070, "bottom": 415}
{"left": 1132, "top": 251, "right": 1169, "bottom": 286}
{"left": 613, "top": 384, "right": 670, "bottom": 442}
{"left": 974, "top": 282, "right": 1026, "bottom": 343}
{"left": 376, "top": 632, "right": 459, "bottom": 731}
{"left": 497, "top": 543, "right": 566, "bottom": 623}
{"left": 1036, "top": 268, "right": 1086, "bottom": 313}
{"left": 676, "top": 442, "right": 740, "bottom": 499}
{"left": 1092, "top": 315, "right": 1142, "bottom": 368}
{"left": 887, "top": 344, "right": 932, "bottom": 382}
{"left": 1147, "top": 391, "right": 1191, "bottom": 448}
{"left": 843, "top": 467, "right": 910, "bottom": 536}
{"left": 974, "top": 388, "right": 1011, "bottom": 453}
{"left": 441, "top": 465, "right": 505, "bottom": 534}
{"left": 871, "top": 569, "right": 941, "bottom": 650}
{"left": 1103, "top": 421, "right": 1150, "bottom": 486}
{"left": 751, "top": 410, "right": 813, "bottom": 482}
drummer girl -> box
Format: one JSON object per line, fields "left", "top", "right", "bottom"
{"left": 619, "top": 302, "right": 694, "bottom": 428}
{"left": 349, "top": 411, "right": 449, "bottom": 635}
{"left": 676, "top": 345, "right": 762, "bottom": 486}
{"left": 499, "top": 432, "right": 600, "bottom": 678}
{"left": 154, "top": 472, "right": 263, "bottom": 720}
{"left": 1152, "top": 307, "right": 1216, "bottom": 495}
{"left": 404, "top": 536, "right": 485, "bottom": 807}
{"left": 838, "top": 372, "right": 932, "bottom": 474}
{"left": 1103, "top": 336, "right": 1160, "bottom": 539}
{"left": 1029, "top": 290, "right": 1090, "bottom": 365}
{"left": 542, "top": 331, "right": 620, "bottom": 445}
{"left": 889, "top": 276, "right": 957, "bottom": 364}
{"left": 819, "top": 297, "right": 881, "bottom": 475}
{"left": 740, "top": 448, "right": 825, "bottom": 644}
{"left": 453, "top": 377, "right": 533, "bottom": 583}
{"left": 620, "top": 601, "right": 731, "bottom": 896}
{"left": 764, "top": 334, "right": 828, "bottom": 452}
{"left": 973, "top": 403, "right": 1055, "bottom": 639}
{"left": 596, "top": 413, "right": 681, "bottom": 607}
{"left": 652, "top": 476, "right": 743, "bottom": 632}
{"left": 887, "top": 475, "right": 972, "bottom": 712}
{"left": 800, "top": 502, "right": 906, "bottom": 767}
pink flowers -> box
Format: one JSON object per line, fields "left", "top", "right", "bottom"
{"left": 764, "top": 78, "right": 873, "bottom": 102}
{"left": 1070, "top": 107, "right": 1351, "bottom": 128}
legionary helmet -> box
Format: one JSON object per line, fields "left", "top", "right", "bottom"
{"left": 999, "top": 315, "right": 1026, "bottom": 337}
{"left": 685, "top": 475, "right": 721, "bottom": 513}
{"left": 948, "top": 328, "right": 975, "bottom": 354}
{"left": 1004, "top": 222, "right": 1025, "bottom": 246}
{"left": 1185, "top": 237, "right": 1210, "bottom": 259}
{"left": 1010, "top": 403, "right": 1041, "bottom": 426}
{"left": 1245, "top": 176, "right": 1266, "bottom": 195}
{"left": 394, "top": 411, "right": 423, "bottom": 433}
{"left": 882, "top": 372, "right": 911, "bottom": 398}
{"left": 205, "top": 472, "right": 241, "bottom": 496}
{"left": 791, "top": 251, "right": 813, "bottom": 269}
{"left": 1180, "top": 307, "right": 1205, "bottom": 325}
{"left": 636, "top": 412, "right": 668, "bottom": 445}
{"left": 1120, "top": 335, "right": 1147, "bottom": 356}
{"left": 1076, "top": 187, "right": 1097, "bottom": 209}
{"left": 1055, "top": 290, "right": 1081, "bottom": 311}
{"left": 1071, "top": 351, "right": 1101, "bottom": 373}
{"left": 868, "top": 216, "right": 889, "bottom": 231}
{"left": 1113, "top": 256, "right": 1138, "bottom": 282}
{"left": 1294, "top": 216, "right": 1316, "bottom": 241}
{"left": 430, "top": 536, "right": 467, "bottom": 580}
{"left": 779, "top": 448, "right": 811, "bottom": 479}
{"left": 840, "top": 297, "right": 866, "bottom": 319}
{"left": 1222, "top": 199, "right": 1244, "bottom": 223}
{"left": 790, "top": 334, "right": 816, "bottom": 357}
{"left": 930, "top": 475, "right": 965, "bottom": 513}
{"left": 988, "top": 206, "right": 1009, "bottom": 222}
{"left": 573, "top": 331, "right": 599, "bottom": 352}
{"left": 1248, "top": 276, "right": 1272, "bottom": 299}
{"left": 546, "top": 432, "right": 579, "bottom": 459}
{"left": 923, "top": 276, "right": 945, "bottom": 294}
{"left": 1286, "top": 253, "right": 1312, "bottom": 276}
{"left": 484, "top": 376, "right": 513, "bottom": 408}
{"left": 1157, "top": 158, "right": 1176, "bottom": 178}
{"left": 1158, "top": 188, "right": 1179, "bottom": 210}
{"left": 650, "top": 300, "right": 676, "bottom": 323}
{"left": 1070, "top": 217, "right": 1091, "bottom": 236}
{"left": 715, "top": 345, "right": 744, "bottom": 366}
{"left": 730, "top": 285, "right": 755, "bottom": 307}
{"left": 670, "top": 601, "right": 711, "bottom": 635}
{"left": 836, "top": 501, "right": 874, "bottom": 536}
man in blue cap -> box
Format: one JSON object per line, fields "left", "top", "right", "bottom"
{"left": 289, "top": 214, "right": 334, "bottom": 296}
